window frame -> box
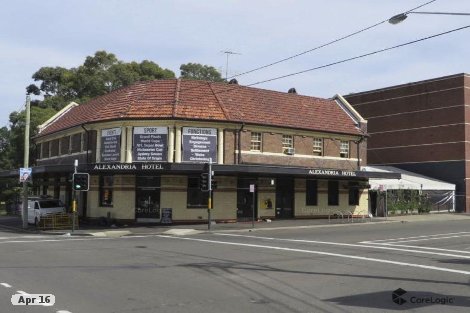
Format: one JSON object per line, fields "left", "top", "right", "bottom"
{"left": 250, "top": 132, "right": 262, "bottom": 152}
{"left": 282, "top": 134, "right": 293, "bottom": 149}
{"left": 348, "top": 183, "right": 360, "bottom": 205}
{"left": 328, "top": 180, "right": 339, "bottom": 206}
{"left": 340, "top": 140, "right": 349, "bottom": 158}
{"left": 187, "top": 176, "right": 209, "bottom": 209}
{"left": 313, "top": 138, "right": 323, "bottom": 156}
{"left": 306, "top": 179, "right": 318, "bottom": 206}
{"left": 99, "top": 175, "right": 114, "bottom": 207}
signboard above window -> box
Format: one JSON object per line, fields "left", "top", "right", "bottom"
{"left": 182, "top": 127, "right": 217, "bottom": 163}
{"left": 133, "top": 127, "right": 168, "bottom": 162}
{"left": 101, "top": 128, "right": 121, "bottom": 163}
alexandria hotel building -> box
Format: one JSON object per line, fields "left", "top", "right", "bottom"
{"left": 20, "top": 79, "right": 395, "bottom": 223}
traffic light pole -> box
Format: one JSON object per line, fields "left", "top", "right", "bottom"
{"left": 72, "top": 160, "right": 78, "bottom": 233}
{"left": 207, "top": 158, "right": 212, "bottom": 231}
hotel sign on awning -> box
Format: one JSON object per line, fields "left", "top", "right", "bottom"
{"left": 308, "top": 169, "right": 357, "bottom": 177}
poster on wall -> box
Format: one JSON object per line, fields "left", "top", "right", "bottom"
{"left": 182, "top": 127, "right": 217, "bottom": 163}
{"left": 101, "top": 127, "right": 121, "bottom": 162}
{"left": 133, "top": 127, "right": 168, "bottom": 162}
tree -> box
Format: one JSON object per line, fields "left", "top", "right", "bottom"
{"left": 27, "top": 51, "right": 176, "bottom": 110}
{"left": 180, "top": 63, "right": 224, "bottom": 82}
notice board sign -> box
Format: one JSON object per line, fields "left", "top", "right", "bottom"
{"left": 133, "top": 127, "right": 168, "bottom": 162}
{"left": 160, "top": 208, "right": 172, "bottom": 224}
{"left": 101, "top": 128, "right": 121, "bottom": 162}
{"left": 182, "top": 127, "right": 217, "bottom": 163}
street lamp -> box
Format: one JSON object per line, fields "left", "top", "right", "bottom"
{"left": 389, "top": 11, "right": 470, "bottom": 25}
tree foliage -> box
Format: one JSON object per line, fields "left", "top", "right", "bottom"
{"left": 28, "top": 51, "right": 176, "bottom": 109}
{"left": 180, "top": 63, "right": 224, "bottom": 82}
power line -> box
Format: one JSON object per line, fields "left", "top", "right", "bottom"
{"left": 245, "top": 24, "right": 470, "bottom": 87}
{"left": 227, "top": 0, "right": 438, "bottom": 80}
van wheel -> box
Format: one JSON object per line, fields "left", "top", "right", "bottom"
{"left": 34, "top": 217, "right": 38, "bottom": 227}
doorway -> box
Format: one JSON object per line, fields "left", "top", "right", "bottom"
{"left": 275, "top": 178, "right": 294, "bottom": 218}
{"left": 237, "top": 178, "right": 257, "bottom": 221}
{"left": 135, "top": 176, "right": 161, "bottom": 222}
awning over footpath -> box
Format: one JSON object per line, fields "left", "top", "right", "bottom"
{"left": 362, "top": 165, "right": 455, "bottom": 191}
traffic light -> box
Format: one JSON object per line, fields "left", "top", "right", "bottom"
{"left": 73, "top": 173, "right": 89, "bottom": 191}
{"left": 211, "top": 178, "right": 217, "bottom": 190}
{"left": 200, "top": 173, "right": 209, "bottom": 191}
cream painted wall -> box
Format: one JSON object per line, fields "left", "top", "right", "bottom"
{"left": 87, "top": 175, "right": 135, "bottom": 220}
{"left": 295, "top": 179, "right": 369, "bottom": 217}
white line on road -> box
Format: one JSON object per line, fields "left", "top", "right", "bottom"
{"left": 361, "top": 242, "right": 470, "bottom": 254}
{"left": 0, "top": 283, "right": 11, "bottom": 288}
{"left": 0, "top": 237, "right": 113, "bottom": 244}
{"left": 157, "top": 235, "right": 470, "bottom": 276}
{"left": 368, "top": 234, "right": 470, "bottom": 244}
{"left": 56, "top": 311, "right": 73, "bottom": 313}
{"left": 360, "top": 231, "right": 470, "bottom": 243}
{"left": 16, "top": 290, "right": 29, "bottom": 295}
{"left": 214, "top": 233, "right": 470, "bottom": 259}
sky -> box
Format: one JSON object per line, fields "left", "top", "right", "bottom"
{"left": 0, "top": 0, "right": 469, "bottom": 128}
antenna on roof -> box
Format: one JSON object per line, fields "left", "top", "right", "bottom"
{"left": 221, "top": 50, "right": 241, "bottom": 81}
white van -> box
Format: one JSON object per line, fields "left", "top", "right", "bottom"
{"left": 25, "top": 197, "right": 66, "bottom": 225}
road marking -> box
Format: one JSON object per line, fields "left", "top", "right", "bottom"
{"left": 0, "top": 283, "right": 11, "bottom": 288}
{"left": 0, "top": 237, "right": 113, "bottom": 244}
{"left": 368, "top": 234, "right": 470, "bottom": 244}
{"left": 16, "top": 290, "right": 29, "bottom": 295}
{"left": 56, "top": 311, "right": 73, "bottom": 313}
{"left": 157, "top": 235, "right": 470, "bottom": 276}
{"left": 365, "top": 242, "right": 470, "bottom": 254}
{"left": 214, "top": 233, "right": 470, "bottom": 259}
{"left": 360, "top": 231, "right": 470, "bottom": 243}
{"left": 0, "top": 236, "right": 51, "bottom": 240}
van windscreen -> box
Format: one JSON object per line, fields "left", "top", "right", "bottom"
{"left": 39, "top": 200, "right": 63, "bottom": 208}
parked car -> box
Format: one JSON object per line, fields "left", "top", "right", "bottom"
{"left": 21, "top": 197, "right": 66, "bottom": 225}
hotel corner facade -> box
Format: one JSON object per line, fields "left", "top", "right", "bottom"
{"left": 28, "top": 79, "right": 380, "bottom": 224}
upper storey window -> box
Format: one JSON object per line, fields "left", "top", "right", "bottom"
{"left": 282, "top": 135, "right": 294, "bottom": 155}
{"left": 250, "top": 132, "right": 262, "bottom": 151}
{"left": 340, "top": 140, "right": 349, "bottom": 158}
{"left": 313, "top": 138, "right": 323, "bottom": 156}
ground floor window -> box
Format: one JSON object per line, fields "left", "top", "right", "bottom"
{"left": 348, "top": 184, "right": 360, "bottom": 205}
{"left": 187, "top": 176, "right": 209, "bottom": 208}
{"left": 306, "top": 179, "right": 318, "bottom": 205}
{"left": 328, "top": 180, "right": 339, "bottom": 205}
{"left": 100, "top": 175, "right": 114, "bottom": 207}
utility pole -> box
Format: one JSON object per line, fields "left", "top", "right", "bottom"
{"left": 221, "top": 50, "right": 241, "bottom": 81}
{"left": 22, "top": 95, "right": 31, "bottom": 229}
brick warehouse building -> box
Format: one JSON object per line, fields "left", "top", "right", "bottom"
{"left": 6, "top": 79, "right": 396, "bottom": 223}
{"left": 345, "top": 73, "right": 470, "bottom": 213}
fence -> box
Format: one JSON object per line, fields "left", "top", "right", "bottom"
{"left": 37, "top": 213, "right": 77, "bottom": 230}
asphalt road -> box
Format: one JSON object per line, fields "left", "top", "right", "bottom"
{"left": 0, "top": 219, "right": 469, "bottom": 313}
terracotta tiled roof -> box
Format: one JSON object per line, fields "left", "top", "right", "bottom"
{"left": 37, "top": 79, "right": 363, "bottom": 137}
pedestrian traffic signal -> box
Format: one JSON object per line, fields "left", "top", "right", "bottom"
{"left": 211, "top": 178, "right": 217, "bottom": 190}
{"left": 200, "top": 173, "right": 209, "bottom": 191}
{"left": 73, "top": 173, "right": 89, "bottom": 191}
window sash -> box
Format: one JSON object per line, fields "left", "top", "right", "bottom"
{"left": 313, "top": 138, "right": 323, "bottom": 156}
{"left": 340, "top": 141, "right": 349, "bottom": 158}
{"left": 250, "top": 132, "right": 262, "bottom": 151}
{"left": 100, "top": 176, "right": 114, "bottom": 207}
{"left": 282, "top": 135, "right": 293, "bottom": 149}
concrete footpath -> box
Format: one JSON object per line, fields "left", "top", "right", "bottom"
{"left": 1, "top": 212, "right": 469, "bottom": 237}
